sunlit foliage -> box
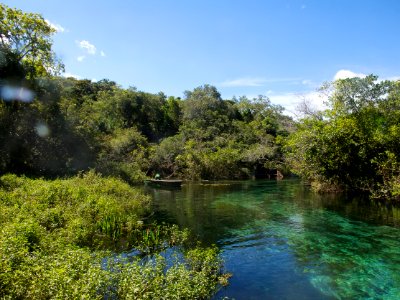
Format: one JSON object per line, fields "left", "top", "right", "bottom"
{"left": 0, "top": 172, "right": 227, "bottom": 299}
{"left": 286, "top": 75, "right": 400, "bottom": 201}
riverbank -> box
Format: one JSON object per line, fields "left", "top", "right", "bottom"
{"left": 0, "top": 172, "right": 228, "bottom": 299}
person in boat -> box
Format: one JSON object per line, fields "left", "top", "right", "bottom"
{"left": 154, "top": 173, "right": 161, "bottom": 180}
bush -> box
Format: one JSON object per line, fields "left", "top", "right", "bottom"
{"left": 0, "top": 172, "right": 228, "bottom": 299}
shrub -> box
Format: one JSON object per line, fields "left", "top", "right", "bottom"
{"left": 0, "top": 172, "right": 228, "bottom": 299}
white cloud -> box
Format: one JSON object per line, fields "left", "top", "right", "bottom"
{"left": 63, "top": 72, "right": 82, "bottom": 79}
{"left": 301, "top": 79, "right": 314, "bottom": 86}
{"left": 221, "top": 77, "right": 267, "bottom": 87}
{"left": 77, "top": 40, "right": 97, "bottom": 55}
{"left": 296, "top": 91, "right": 328, "bottom": 111}
{"left": 269, "top": 93, "right": 297, "bottom": 107}
{"left": 334, "top": 69, "right": 367, "bottom": 81}
{"left": 100, "top": 51, "right": 106, "bottom": 57}
{"left": 228, "top": 69, "right": 400, "bottom": 119}
{"left": 387, "top": 76, "right": 400, "bottom": 81}
{"left": 220, "top": 77, "right": 301, "bottom": 87}
{"left": 334, "top": 69, "right": 400, "bottom": 82}
{"left": 268, "top": 91, "right": 328, "bottom": 118}
{"left": 77, "top": 55, "right": 85, "bottom": 62}
{"left": 45, "top": 19, "right": 66, "bottom": 33}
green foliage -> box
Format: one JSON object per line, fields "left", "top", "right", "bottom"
{"left": 0, "top": 78, "right": 94, "bottom": 176}
{"left": 0, "top": 8, "right": 89, "bottom": 176}
{"left": 1, "top": 13, "right": 292, "bottom": 181}
{"left": 0, "top": 171, "right": 149, "bottom": 249}
{"left": 371, "top": 151, "right": 400, "bottom": 201}
{"left": 326, "top": 75, "right": 392, "bottom": 116}
{"left": 114, "top": 246, "right": 225, "bottom": 300}
{"left": 286, "top": 75, "right": 400, "bottom": 200}
{"left": 131, "top": 224, "right": 189, "bottom": 254}
{"left": 0, "top": 1, "right": 292, "bottom": 184}
{"left": 162, "top": 96, "right": 183, "bottom": 136}
{"left": 0, "top": 3, "right": 64, "bottom": 78}
{"left": 0, "top": 46, "right": 27, "bottom": 80}
{"left": 0, "top": 173, "right": 228, "bottom": 299}
{"left": 96, "top": 127, "right": 149, "bottom": 183}
{"left": 181, "top": 84, "right": 234, "bottom": 141}
{"left": 149, "top": 89, "right": 293, "bottom": 180}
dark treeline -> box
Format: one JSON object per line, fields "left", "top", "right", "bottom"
{"left": 1, "top": 3, "right": 400, "bottom": 202}
{"left": 1, "top": 73, "right": 294, "bottom": 181}
{"left": 0, "top": 3, "right": 294, "bottom": 182}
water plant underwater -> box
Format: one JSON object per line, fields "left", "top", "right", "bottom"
{"left": 0, "top": 171, "right": 229, "bottom": 299}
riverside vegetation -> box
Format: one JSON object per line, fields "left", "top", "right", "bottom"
{"left": 1, "top": 3, "right": 400, "bottom": 299}
{"left": 0, "top": 4, "right": 229, "bottom": 299}
{"left": 286, "top": 75, "right": 400, "bottom": 201}
{"left": 0, "top": 172, "right": 229, "bottom": 299}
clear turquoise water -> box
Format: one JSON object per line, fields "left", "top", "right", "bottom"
{"left": 145, "top": 179, "right": 400, "bottom": 299}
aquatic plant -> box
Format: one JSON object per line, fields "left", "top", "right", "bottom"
{"left": 0, "top": 172, "right": 228, "bottom": 299}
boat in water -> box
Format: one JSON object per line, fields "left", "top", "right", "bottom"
{"left": 145, "top": 179, "right": 183, "bottom": 188}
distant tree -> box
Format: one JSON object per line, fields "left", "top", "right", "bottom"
{"left": 286, "top": 75, "right": 400, "bottom": 199}
{"left": 324, "top": 74, "right": 392, "bottom": 116}
{"left": 160, "top": 96, "right": 182, "bottom": 137}
{"left": 69, "top": 79, "right": 98, "bottom": 102}
{"left": 95, "top": 79, "right": 117, "bottom": 93}
{"left": 182, "top": 85, "right": 233, "bottom": 140}
{"left": 183, "top": 84, "right": 225, "bottom": 122}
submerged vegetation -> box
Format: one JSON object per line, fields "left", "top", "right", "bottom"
{"left": 1, "top": 1, "right": 400, "bottom": 298}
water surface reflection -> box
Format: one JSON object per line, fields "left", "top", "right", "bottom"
{"left": 144, "top": 180, "right": 400, "bottom": 299}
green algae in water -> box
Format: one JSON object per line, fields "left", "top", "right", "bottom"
{"left": 147, "top": 180, "right": 400, "bottom": 299}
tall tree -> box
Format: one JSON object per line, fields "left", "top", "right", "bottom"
{"left": 286, "top": 75, "right": 400, "bottom": 199}
{"left": 182, "top": 85, "right": 233, "bottom": 140}
{"left": 0, "top": 3, "right": 64, "bottom": 79}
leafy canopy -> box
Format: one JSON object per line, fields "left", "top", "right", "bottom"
{"left": 0, "top": 3, "right": 64, "bottom": 78}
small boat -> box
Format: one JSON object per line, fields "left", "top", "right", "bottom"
{"left": 145, "top": 179, "right": 183, "bottom": 188}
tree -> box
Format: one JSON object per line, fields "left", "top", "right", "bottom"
{"left": 324, "top": 74, "right": 392, "bottom": 116}
{"left": 286, "top": 75, "right": 400, "bottom": 199}
{"left": 0, "top": 4, "right": 83, "bottom": 176}
{"left": 0, "top": 3, "right": 64, "bottom": 79}
{"left": 181, "top": 85, "right": 233, "bottom": 140}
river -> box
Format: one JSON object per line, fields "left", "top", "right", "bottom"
{"left": 144, "top": 179, "right": 400, "bottom": 299}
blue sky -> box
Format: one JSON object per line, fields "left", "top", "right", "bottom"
{"left": 4, "top": 0, "right": 400, "bottom": 114}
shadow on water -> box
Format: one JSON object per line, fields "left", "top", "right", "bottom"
{"left": 143, "top": 179, "right": 400, "bottom": 299}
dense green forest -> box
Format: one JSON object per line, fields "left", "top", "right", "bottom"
{"left": 1, "top": 77, "right": 293, "bottom": 181}
{"left": 1, "top": 2, "right": 400, "bottom": 298}
{"left": 0, "top": 7, "right": 294, "bottom": 182}
{"left": 1, "top": 4, "right": 400, "bottom": 196}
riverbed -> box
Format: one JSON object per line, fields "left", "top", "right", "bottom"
{"left": 144, "top": 179, "right": 400, "bottom": 299}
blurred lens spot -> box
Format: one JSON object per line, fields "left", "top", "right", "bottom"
{"left": 1, "top": 86, "right": 35, "bottom": 102}
{"left": 35, "top": 123, "right": 50, "bottom": 137}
